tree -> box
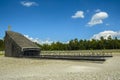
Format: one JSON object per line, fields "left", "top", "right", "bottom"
{"left": 36, "top": 37, "right": 120, "bottom": 50}
{"left": 0, "top": 39, "right": 4, "bottom": 51}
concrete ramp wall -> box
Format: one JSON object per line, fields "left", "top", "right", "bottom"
{"left": 4, "top": 31, "right": 40, "bottom": 57}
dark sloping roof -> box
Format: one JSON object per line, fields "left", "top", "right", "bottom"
{"left": 6, "top": 31, "right": 39, "bottom": 49}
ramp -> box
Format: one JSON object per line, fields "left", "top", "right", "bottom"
{"left": 4, "top": 31, "right": 40, "bottom": 57}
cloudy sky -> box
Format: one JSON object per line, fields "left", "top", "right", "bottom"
{"left": 0, "top": 0, "right": 120, "bottom": 44}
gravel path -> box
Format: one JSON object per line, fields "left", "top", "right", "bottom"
{"left": 0, "top": 54, "right": 120, "bottom": 80}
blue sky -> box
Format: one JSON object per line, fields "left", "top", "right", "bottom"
{"left": 0, "top": 0, "right": 120, "bottom": 44}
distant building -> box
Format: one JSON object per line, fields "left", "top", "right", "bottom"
{"left": 4, "top": 31, "right": 40, "bottom": 57}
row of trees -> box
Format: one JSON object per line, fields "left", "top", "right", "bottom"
{"left": 0, "top": 39, "right": 4, "bottom": 51}
{"left": 37, "top": 36, "right": 120, "bottom": 50}
{"left": 0, "top": 36, "right": 120, "bottom": 51}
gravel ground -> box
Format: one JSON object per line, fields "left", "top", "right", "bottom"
{"left": 0, "top": 54, "right": 120, "bottom": 80}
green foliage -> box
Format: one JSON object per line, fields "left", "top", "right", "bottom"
{"left": 0, "top": 39, "right": 4, "bottom": 51}
{"left": 40, "top": 36, "right": 120, "bottom": 50}
{"left": 1, "top": 36, "right": 120, "bottom": 51}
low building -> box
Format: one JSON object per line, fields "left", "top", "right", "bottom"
{"left": 4, "top": 31, "right": 40, "bottom": 57}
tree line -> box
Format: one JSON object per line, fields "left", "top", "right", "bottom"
{"left": 37, "top": 36, "right": 120, "bottom": 50}
{"left": 0, "top": 36, "right": 120, "bottom": 51}
{"left": 0, "top": 39, "right": 4, "bottom": 51}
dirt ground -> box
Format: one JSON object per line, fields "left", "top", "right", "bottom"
{"left": 0, "top": 53, "right": 120, "bottom": 80}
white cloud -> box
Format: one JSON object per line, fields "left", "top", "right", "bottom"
{"left": 91, "top": 30, "right": 120, "bottom": 40}
{"left": 24, "top": 35, "right": 53, "bottom": 45}
{"left": 72, "top": 11, "right": 84, "bottom": 19}
{"left": 24, "top": 35, "right": 69, "bottom": 45}
{"left": 88, "top": 12, "right": 109, "bottom": 26}
{"left": 21, "top": 1, "right": 38, "bottom": 7}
